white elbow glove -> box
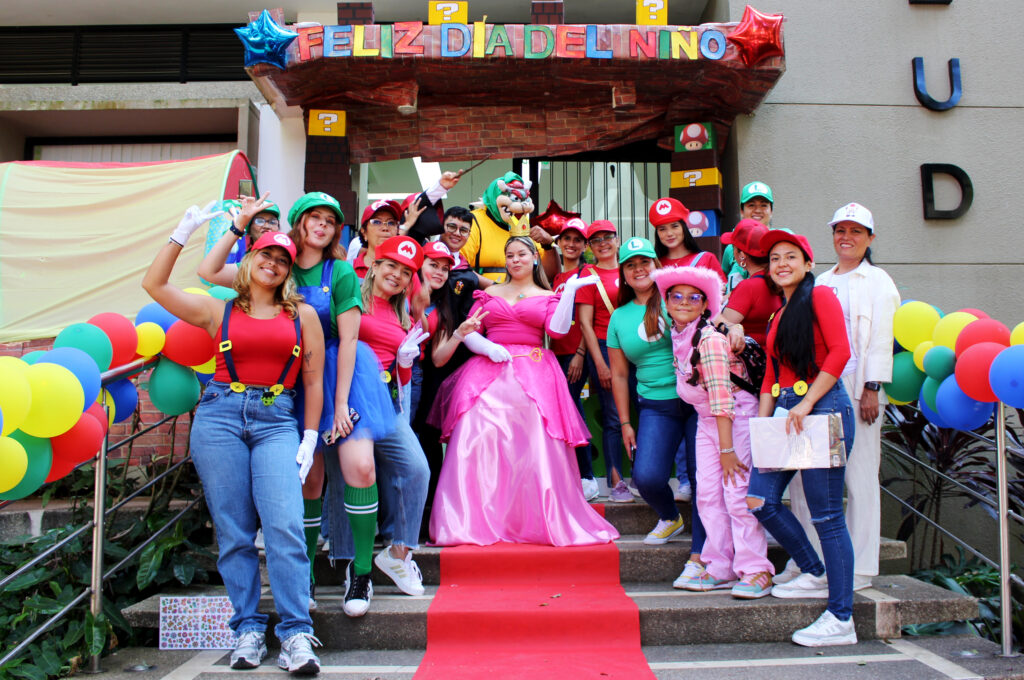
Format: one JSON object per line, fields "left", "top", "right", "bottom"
{"left": 169, "top": 200, "right": 224, "bottom": 246}
{"left": 548, "top": 273, "right": 598, "bottom": 335}
{"left": 296, "top": 429, "right": 319, "bottom": 484}
{"left": 397, "top": 323, "right": 430, "bottom": 368}
{"left": 462, "top": 331, "right": 512, "bottom": 363}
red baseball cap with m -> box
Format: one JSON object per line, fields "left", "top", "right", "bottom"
{"left": 376, "top": 235, "right": 424, "bottom": 271}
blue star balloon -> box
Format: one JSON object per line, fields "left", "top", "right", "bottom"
{"left": 235, "top": 9, "right": 298, "bottom": 70}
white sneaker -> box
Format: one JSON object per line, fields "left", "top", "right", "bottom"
{"left": 853, "top": 575, "right": 873, "bottom": 591}
{"left": 342, "top": 562, "right": 373, "bottom": 617}
{"left": 581, "top": 477, "right": 600, "bottom": 502}
{"left": 627, "top": 478, "right": 642, "bottom": 497}
{"left": 643, "top": 516, "right": 685, "bottom": 545}
{"left": 374, "top": 546, "right": 425, "bottom": 596}
{"left": 254, "top": 528, "right": 266, "bottom": 550}
{"left": 771, "top": 571, "right": 829, "bottom": 599}
{"left": 673, "top": 482, "right": 692, "bottom": 503}
{"left": 772, "top": 560, "right": 801, "bottom": 585}
{"left": 230, "top": 631, "right": 267, "bottom": 669}
{"left": 277, "top": 632, "right": 322, "bottom": 674}
{"left": 791, "top": 610, "right": 857, "bottom": 647}
{"left": 322, "top": 539, "right": 331, "bottom": 553}
{"left": 672, "top": 560, "right": 706, "bottom": 589}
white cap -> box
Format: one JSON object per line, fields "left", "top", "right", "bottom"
{"left": 828, "top": 202, "right": 874, "bottom": 233}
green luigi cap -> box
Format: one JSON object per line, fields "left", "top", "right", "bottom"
{"left": 287, "top": 192, "right": 344, "bottom": 227}
{"left": 246, "top": 201, "right": 280, "bottom": 232}
{"left": 618, "top": 236, "right": 658, "bottom": 263}
{"left": 740, "top": 181, "right": 774, "bottom": 205}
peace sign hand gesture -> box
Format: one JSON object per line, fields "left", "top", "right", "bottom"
{"left": 454, "top": 308, "right": 489, "bottom": 340}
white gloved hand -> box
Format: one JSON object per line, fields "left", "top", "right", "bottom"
{"left": 169, "top": 200, "right": 225, "bottom": 246}
{"left": 562, "top": 272, "right": 599, "bottom": 293}
{"left": 397, "top": 322, "right": 430, "bottom": 368}
{"left": 296, "top": 429, "right": 319, "bottom": 484}
{"left": 548, "top": 273, "right": 598, "bottom": 335}
{"left": 462, "top": 331, "right": 512, "bottom": 363}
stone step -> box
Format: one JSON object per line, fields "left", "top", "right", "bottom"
{"left": 122, "top": 575, "right": 976, "bottom": 650}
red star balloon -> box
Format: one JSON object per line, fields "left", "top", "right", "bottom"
{"left": 727, "top": 5, "right": 785, "bottom": 66}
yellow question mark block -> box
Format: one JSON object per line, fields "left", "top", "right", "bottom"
{"left": 429, "top": 1, "right": 468, "bottom": 24}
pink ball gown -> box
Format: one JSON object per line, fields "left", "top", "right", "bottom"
{"left": 428, "top": 290, "right": 619, "bottom": 546}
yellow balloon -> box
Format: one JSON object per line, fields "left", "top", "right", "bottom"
{"left": 135, "top": 322, "right": 166, "bottom": 357}
{"left": 191, "top": 357, "right": 216, "bottom": 374}
{"left": 20, "top": 363, "right": 85, "bottom": 438}
{"left": 0, "top": 436, "right": 28, "bottom": 493}
{"left": 912, "top": 341, "right": 934, "bottom": 372}
{"left": 893, "top": 301, "right": 941, "bottom": 351}
{"left": 0, "top": 356, "right": 32, "bottom": 436}
{"left": 1012, "top": 321, "right": 1024, "bottom": 346}
{"left": 932, "top": 311, "right": 978, "bottom": 350}
{"left": 183, "top": 287, "right": 212, "bottom": 296}
{"left": 888, "top": 397, "right": 912, "bottom": 406}
{"left": 97, "top": 389, "right": 116, "bottom": 426}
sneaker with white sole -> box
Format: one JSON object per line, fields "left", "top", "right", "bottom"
{"left": 643, "top": 515, "right": 685, "bottom": 545}
{"left": 627, "top": 478, "right": 642, "bottom": 497}
{"left": 673, "top": 482, "right": 692, "bottom": 503}
{"left": 230, "top": 630, "right": 267, "bottom": 669}
{"left": 277, "top": 632, "right": 322, "bottom": 674}
{"left": 609, "top": 480, "right": 634, "bottom": 503}
{"left": 581, "top": 477, "right": 600, "bottom": 502}
{"left": 374, "top": 546, "right": 425, "bottom": 596}
{"left": 772, "top": 559, "right": 801, "bottom": 585}
{"left": 791, "top": 610, "right": 857, "bottom": 647}
{"left": 683, "top": 572, "right": 737, "bottom": 592}
{"left": 254, "top": 528, "right": 266, "bottom": 551}
{"left": 342, "top": 562, "right": 374, "bottom": 617}
{"left": 731, "top": 571, "right": 773, "bottom": 599}
{"left": 672, "top": 560, "right": 706, "bottom": 589}
{"left": 771, "top": 571, "right": 829, "bottom": 599}
{"left": 853, "top": 574, "right": 872, "bottom": 591}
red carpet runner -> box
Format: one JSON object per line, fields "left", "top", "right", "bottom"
{"left": 414, "top": 530, "right": 656, "bottom": 679}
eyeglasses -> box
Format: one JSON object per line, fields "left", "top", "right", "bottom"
{"left": 369, "top": 219, "right": 398, "bottom": 228}
{"left": 251, "top": 217, "right": 279, "bottom": 228}
{"left": 667, "top": 292, "right": 706, "bottom": 305}
{"left": 444, "top": 222, "right": 471, "bottom": 236}
{"left": 588, "top": 234, "right": 617, "bottom": 245}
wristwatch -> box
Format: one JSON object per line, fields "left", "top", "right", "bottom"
{"left": 229, "top": 224, "right": 245, "bottom": 238}
{"left": 864, "top": 381, "right": 881, "bottom": 392}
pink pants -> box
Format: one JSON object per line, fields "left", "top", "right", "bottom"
{"left": 694, "top": 392, "right": 774, "bottom": 581}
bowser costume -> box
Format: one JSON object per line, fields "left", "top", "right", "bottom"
{"left": 460, "top": 172, "right": 539, "bottom": 283}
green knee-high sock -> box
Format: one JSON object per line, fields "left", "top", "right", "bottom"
{"left": 345, "top": 484, "right": 378, "bottom": 575}
{"left": 303, "top": 498, "right": 322, "bottom": 582}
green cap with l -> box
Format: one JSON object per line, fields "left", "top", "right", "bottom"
{"left": 287, "top": 191, "right": 344, "bottom": 227}
{"left": 740, "top": 181, "right": 774, "bottom": 205}
{"left": 618, "top": 236, "right": 658, "bottom": 263}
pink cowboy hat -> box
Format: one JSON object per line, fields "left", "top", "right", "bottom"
{"left": 650, "top": 265, "right": 722, "bottom": 315}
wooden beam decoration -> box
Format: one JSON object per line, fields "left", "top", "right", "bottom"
{"left": 920, "top": 163, "right": 973, "bottom": 219}
{"left": 912, "top": 57, "right": 962, "bottom": 111}
{"left": 428, "top": 1, "right": 468, "bottom": 25}
{"left": 308, "top": 109, "right": 347, "bottom": 136}
{"left": 636, "top": 0, "right": 668, "bottom": 25}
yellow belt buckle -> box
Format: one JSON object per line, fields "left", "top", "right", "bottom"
{"left": 219, "top": 340, "right": 233, "bottom": 352}
{"left": 793, "top": 380, "right": 809, "bottom": 396}
{"left": 292, "top": 345, "right": 301, "bottom": 357}
{"left": 381, "top": 370, "right": 391, "bottom": 384}
{"left": 771, "top": 383, "right": 781, "bottom": 398}
{"left": 230, "top": 382, "right": 246, "bottom": 393}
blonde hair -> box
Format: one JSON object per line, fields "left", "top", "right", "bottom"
{"left": 291, "top": 209, "right": 345, "bottom": 261}
{"left": 232, "top": 250, "right": 304, "bottom": 319}
{"left": 361, "top": 262, "right": 411, "bottom": 331}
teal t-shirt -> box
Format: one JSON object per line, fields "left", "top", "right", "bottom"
{"left": 291, "top": 259, "right": 363, "bottom": 338}
{"left": 606, "top": 301, "right": 677, "bottom": 400}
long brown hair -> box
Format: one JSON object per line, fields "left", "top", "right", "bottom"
{"left": 232, "top": 250, "right": 304, "bottom": 319}
{"left": 618, "top": 256, "right": 664, "bottom": 339}
{"left": 504, "top": 236, "right": 551, "bottom": 290}
{"left": 291, "top": 209, "right": 345, "bottom": 261}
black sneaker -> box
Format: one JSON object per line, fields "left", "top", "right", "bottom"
{"left": 342, "top": 562, "right": 373, "bottom": 617}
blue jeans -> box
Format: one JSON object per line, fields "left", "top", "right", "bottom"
{"left": 557, "top": 352, "right": 594, "bottom": 479}
{"left": 586, "top": 339, "right": 624, "bottom": 482}
{"left": 674, "top": 402, "right": 697, "bottom": 487}
{"left": 409, "top": 359, "right": 422, "bottom": 423}
{"left": 190, "top": 382, "right": 312, "bottom": 642}
{"left": 632, "top": 396, "right": 704, "bottom": 551}
{"left": 748, "top": 382, "right": 856, "bottom": 620}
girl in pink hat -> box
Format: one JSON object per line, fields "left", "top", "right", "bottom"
{"left": 652, "top": 266, "right": 774, "bottom": 598}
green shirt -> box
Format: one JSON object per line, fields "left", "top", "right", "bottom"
{"left": 606, "top": 300, "right": 677, "bottom": 400}
{"left": 291, "top": 259, "right": 363, "bottom": 338}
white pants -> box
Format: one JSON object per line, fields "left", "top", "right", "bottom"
{"left": 789, "top": 372, "right": 882, "bottom": 577}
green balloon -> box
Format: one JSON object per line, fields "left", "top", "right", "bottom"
{"left": 0, "top": 430, "right": 52, "bottom": 501}
{"left": 21, "top": 351, "right": 46, "bottom": 365}
{"left": 208, "top": 286, "right": 238, "bottom": 301}
{"left": 54, "top": 323, "right": 113, "bottom": 371}
{"left": 884, "top": 351, "right": 927, "bottom": 403}
{"left": 923, "top": 345, "right": 956, "bottom": 381}
{"left": 148, "top": 358, "right": 200, "bottom": 416}
{"left": 921, "top": 376, "right": 941, "bottom": 412}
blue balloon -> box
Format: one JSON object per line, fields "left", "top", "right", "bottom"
{"left": 195, "top": 371, "right": 214, "bottom": 386}
{"left": 39, "top": 347, "right": 101, "bottom": 411}
{"left": 105, "top": 379, "right": 139, "bottom": 424}
{"left": 989, "top": 345, "right": 1024, "bottom": 409}
{"left": 918, "top": 390, "right": 951, "bottom": 428}
{"left": 136, "top": 302, "right": 179, "bottom": 332}
{"left": 234, "top": 9, "right": 298, "bottom": 69}
{"left": 935, "top": 374, "right": 994, "bottom": 431}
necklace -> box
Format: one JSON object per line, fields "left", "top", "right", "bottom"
{"left": 517, "top": 292, "right": 526, "bottom": 299}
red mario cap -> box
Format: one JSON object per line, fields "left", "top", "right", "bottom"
{"left": 586, "top": 219, "right": 617, "bottom": 239}
{"left": 360, "top": 199, "right": 403, "bottom": 227}
{"left": 759, "top": 229, "right": 814, "bottom": 262}
{"left": 422, "top": 240, "right": 455, "bottom": 265}
{"left": 720, "top": 219, "right": 769, "bottom": 258}
{"left": 648, "top": 197, "right": 690, "bottom": 227}
{"left": 559, "top": 217, "right": 588, "bottom": 238}
{"left": 376, "top": 235, "right": 424, "bottom": 271}
{"left": 251, "top": 232, "right": 297, "bottom": 263}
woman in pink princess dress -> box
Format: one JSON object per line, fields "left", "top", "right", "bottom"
{"left": 428, "top": 236, "right": 619, "bottom": 546}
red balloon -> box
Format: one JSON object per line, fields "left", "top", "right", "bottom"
{"left": 956, "top": 308, "right": 989, "bottom": 319}
{"left": 954, "top": 318, "right": 1011, "bottom": 358}
{"left": 726, "top": 5, "right": 785, "bottom": 66}
{"left": 85, "top": 402, "right": 109, "bottom": 434}
{"left": 46, "top": 411, "right": 105, "bottom": 482}
{"left": 89, "top": 313, "right": 139, "bottom": 368}
{"left": 954, "top": 342, "right": 1004, "bottom": 402}
{"left": 163, "top": 320, "right": 216, "bottom": 367}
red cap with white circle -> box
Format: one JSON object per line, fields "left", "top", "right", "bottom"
{"left": 376, "top": 235, "right": 424, "bottom": 271}
{"left": 648, "top": 197, "right": 690, "bottom": 227}
{"left": 251, "top": 232, "right": 297, "bottom": 263}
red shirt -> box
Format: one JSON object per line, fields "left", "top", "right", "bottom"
{"left": 549, "top": 269, "right": 585, "bottom": 356}
{"left": 725, "top": 272, "right": 783, "bottom": 346}
{"left": 575, "top": 265, "right": 619, "bottom": 340}
{"left": 761, "top": 286, "right": 851, "bottom": 393}
{"left": 213, "top": 307, "right": 302, "bottom": 388}
{"left": 661, "top": 251, "right": 726, "bottom": 283}
{"left": 359, "top": 296, "right": 412, "bottom": 385}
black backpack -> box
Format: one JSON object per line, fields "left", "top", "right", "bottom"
{"left": 715, "top": 323, "right": 766, "bottom": 395}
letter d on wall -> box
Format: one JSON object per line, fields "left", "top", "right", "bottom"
{"left": 920, "top": 163, "right": 973, "bottom": 220}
